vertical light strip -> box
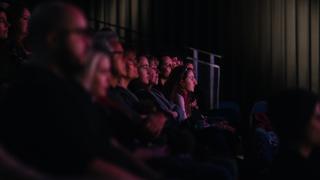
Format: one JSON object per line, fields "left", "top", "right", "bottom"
{"left": 285, "top": 0, "right": 297, "bottom": 88}
{"left": 310, "top": 0, "right": 319, "bottom": 93}
{"left": 297, "top": 0, "right": 310, "bottom": 89}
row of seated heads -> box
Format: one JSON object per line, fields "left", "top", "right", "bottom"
{"left": 2, "top": 1, "right": 320, "bottom": 162}
{"left": 0, "top": 1, "right": 197, "bottom": 103}
{"left": 0, "top": 2, "right": 30, "bottom": 44}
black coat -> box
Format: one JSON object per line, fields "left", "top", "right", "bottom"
{"left": 0, "top": 65, "right": 109, "bottom": 176}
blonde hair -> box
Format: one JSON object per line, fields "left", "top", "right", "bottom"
{"left": 82, "top": 51, "right": 110, "bottom": 93}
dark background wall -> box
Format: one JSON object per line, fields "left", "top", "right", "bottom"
{"left": 26, "top": 0, "right": 320, "bottom": 110}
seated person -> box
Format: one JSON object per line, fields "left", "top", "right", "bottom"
{"left": 163, "top": 66, "right": 197, "bottom": 121}
{"left": 129, "top": 55, "right": 184, "bottom": 123}
{"left": 268, "top": 89, "right": 320, "bottom": 179}
{"left": 155, "top": 55, "right": 173, "bottom": 93}
{"left": 0, "top": 2, "right": 148, "bottom": 179}
{"left": 163, "top": 66, "right": 235, "bottom": 131}
{"left": 92, "top": 34, "right": 167, "bottom": 150}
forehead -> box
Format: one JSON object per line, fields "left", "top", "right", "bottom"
{"left": 65, "top": 7, "right": 87, "bottom": 28}
{"left": 139, "top": 57, "right": 149, "bottom": 64}
{"left": 126, "top": 51, "right": 136, "bottom": 57}
{"left": 150, "top": 59, "right": 159, "bottom": 64}
{"left": 112, "top": 42, "right": 124, "bottom": 52}
{"left": 23, "top": 8, "right": 31, "bottom": 17}
{"left": 163, "top": 57, "right": 172, "bottom": 64}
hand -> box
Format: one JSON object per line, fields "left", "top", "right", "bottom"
{"left": 191, "top": 100, "right": 198, "bottom": 109}
{"left": 146, "top": 113, "right": 167, "bottom": 137}
{"left": 218, "top": 121, "right": 236, "bottom": 133}
{"left": 134, "top": 146, "right": 168, "bottom": 160}
{"left": 169, "top": 111, "right": 178, "bottom": 119}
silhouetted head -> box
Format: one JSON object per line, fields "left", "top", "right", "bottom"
{"left": 137, "top": 55, "right": 149, "bottom": 85}
{"left": 29, "top": 2, "right": 91, "bottom": 75}
{"left": 164, "top": 66, "right": 197, "bottom": 100}
{"left": 83, "top": 51, "right": 111, "bottom": 98}
{"left": 0, "top": 7, "right": 8, "bottom": 39}
{"left": 159, "top": 56, "right": 173, "bottom": 79}
{"left": 7, "top": 3, "right": 30, "bottom": 40}
{"left": 269, "top": 89, "right": 320, "bottom": 149}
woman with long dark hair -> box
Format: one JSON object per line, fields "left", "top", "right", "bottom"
{"left": 164, "top": 66, "right": 197, "bottom": 120}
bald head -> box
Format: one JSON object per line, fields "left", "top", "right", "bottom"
{"left": 29, "top": 2, "right": 90, "bottom": 75}
{"left": 29, "top": 2, "right": 86, "bottom": 53}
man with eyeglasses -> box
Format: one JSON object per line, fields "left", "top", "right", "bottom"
{"left": 0, "top": 2, "right": 145, "bottom": 179}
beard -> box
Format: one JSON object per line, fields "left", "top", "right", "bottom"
{"left": 54, "top": 38, "right": 86, "bottom": 78}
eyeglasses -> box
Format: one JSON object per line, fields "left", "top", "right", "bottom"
{"left": 60, "top": 28, "right": 93, "bottom": 37}
{"left": 139, "top": 64, "right": 149, "bottom": 70}
{"left": 111, "top": 51, "right": 124, "bottom": 57}
{"left": 127, "top": 60, "right": 137, "bottom": 66}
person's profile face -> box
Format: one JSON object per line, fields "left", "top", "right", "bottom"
{"left": 126, "top": 59, "right": 138, "bottom": 80}
{"left": 161, "top": 56, "right": 173, "bottom": 78}
{"left": 307, "top": 103, "right": 320, "bottom": 147}
{"left": 93, "top": 56, "right": 111, "bottom": 98}
{"left": 181, "top": 70, "right": 197, "bottom": 92}
{"left": 110, "top": 42, "right": 127, "bottom": 77}
{"left": 172, "top": 56, "right": 178, "bottom": 68}
{"left": 186, "top": 63, "right": 194, "bottom": 71}
{"left": 18, "top": 8, "right": 30, "bottom": 36}
{"left": 64, "top": 9, "right": 90, "bottom": 66}
{"left": 149, "top": 67, "right": 159, "bottom": 85}
{"left": 138, "top": 57, "right": 150, "bottom": 85}
{"left": 150, "top": 58, "right": 159, "bottom": 69}
{"left": 0, "top": 12, "right": 8, "bottom": 39}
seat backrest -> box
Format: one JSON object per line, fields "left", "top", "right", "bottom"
{"left": 250, "top": 101, "right": 268, "bottom": 128}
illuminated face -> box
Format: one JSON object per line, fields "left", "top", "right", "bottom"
{"left": 181, "top": 70, "right": 197, "bottom": 92}
{"left": 307, "top": 103, "right": 320, "bottom": 147}
{"left": 138, "top": 56, "right": 150, "bottom": 85}
{"left": 92, "top": 56, "right": 111, "bottom": 98}
{"left": 149, "top": 66, "right": 159, "bottom": 85}
{"left": 19, "top": 8, "right": 31, "bottom": 36}
{"left": 110, "top": 42, "right": 127, "bottom": 77}
{"left": 160, "top": 56, "right": 173, "bottom": 78}
{"left": 126, "top": 59, "right": 138, "bottom": 80}
{"left": 64, "top": 8, "right": 90, "bottom": 65}
{"left": 0, "top": 11, "right": 8, "bottom": 39}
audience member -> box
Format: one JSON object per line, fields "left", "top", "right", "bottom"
{"left": 0, "top": 2, "right": 143, "bottom": 179}
{"left": 268, "top": 89, "right": 320, "bottom": 179}
{"left": 164, "top": 66, "right": 197, "bottom": 120}
{"left": 7, "top": 3, "right": 31, "bottom": 62}
{"left": 3, "top": 1, "right": 318, "bottom": 180}
{"left": 156, "top": 56, "right": 173, "bottom": 92}
{"left": 0, "top": 7, "right": 8, "bottom": 41}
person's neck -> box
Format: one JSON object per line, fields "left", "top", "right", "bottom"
{"left": 160, "top": 78, "right": 167, "bottom": 86}
{"left": 118, "top": 77, "right": 130, "bottom": 89}
{"left": 299, "top": 143, "right": 313, "bottom": 159}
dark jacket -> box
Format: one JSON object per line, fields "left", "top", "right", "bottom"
{"left": 0, "top": 65, "right": 109, "bottom": 176}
